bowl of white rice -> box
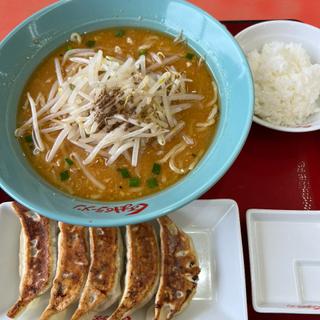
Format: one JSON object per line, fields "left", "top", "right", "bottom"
{"left": 236, "top": 20, "right": 320, "bottom": 132}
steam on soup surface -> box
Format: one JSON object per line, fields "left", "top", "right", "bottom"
{"left": 16, "top": 28, "right": 219, "bottom": 201}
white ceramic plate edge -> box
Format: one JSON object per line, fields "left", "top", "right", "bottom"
{"left": 228, "top": 200, "right": 248, "bottom": 320}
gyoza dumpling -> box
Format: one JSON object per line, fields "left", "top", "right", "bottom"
{"left": 7, "top": 202, "right": 57, "bottom": 319}
{"left": 154, "top": 216, "right": 200, "bottom": 320}
{"left": 71, "top": 227, "right": 123, "bottom": 320}
{"left": 108, "top": 223, "right": 160, "bottom": 320}
{"left": 39, "top": 222, "right": 89, "bottom": 320}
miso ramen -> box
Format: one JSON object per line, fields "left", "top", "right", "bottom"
{"left": 16, "top": 28, "right": 219, "bottom": 201}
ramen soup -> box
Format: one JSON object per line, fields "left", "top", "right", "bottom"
{"left": 16, "top": 28, "right": 219, "bottom": 201}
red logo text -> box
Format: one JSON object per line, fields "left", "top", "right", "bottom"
{"left": 73, "top": 203, "right": 148, "bottom": 215}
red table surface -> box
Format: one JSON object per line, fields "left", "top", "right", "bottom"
{"left": 1, "top": 1, "right": 320, "bottom": 320}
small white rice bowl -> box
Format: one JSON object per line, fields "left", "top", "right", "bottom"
{"left": 248, "top": 41, "right": 320, "bottom": 127}
{"left": 236, "top": 20, "right": 320, "bottom": 132}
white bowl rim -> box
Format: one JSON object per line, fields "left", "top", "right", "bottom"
{"left": 253, "top": 115, "right": 320, "bottom": 133}
{"left": 236, "top": 19, "right": 320, "bottom": 38}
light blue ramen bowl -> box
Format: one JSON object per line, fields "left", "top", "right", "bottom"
{"left": 0, "top": 0, "right": 253, "bottom": 226}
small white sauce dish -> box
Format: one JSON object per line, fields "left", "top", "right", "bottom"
{"left": 236, "top": 20, "right": 320, "bottom": 132}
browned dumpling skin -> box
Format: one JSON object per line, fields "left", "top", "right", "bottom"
{"left": 71, "top": 227, "right": 123, "bottom": 320}
{"left": 39, "top": 222, "right": 89, "bottom": 320}
{"left": 155, "top": 216, "right": 200, "bottom": 320}
{"left": 7, "top": 202, "right": 57, "bottom": 319}
{"left": 108, "top": 223, "right": 160, "bottom": 320}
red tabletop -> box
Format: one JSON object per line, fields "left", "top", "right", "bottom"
{"left": 1, "top": 1, "right": 320, "bottom": 319}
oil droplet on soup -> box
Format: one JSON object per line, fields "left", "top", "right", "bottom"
{"left": 16, "top": 28, "right": 219, "bottom": 201}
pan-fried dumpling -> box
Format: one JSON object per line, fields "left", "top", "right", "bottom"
{"left": 154, "top": 216, "right": 200, "bottom": 320}
{"left": 7, "top": 202, "right": 57, "bottom": 319}
{"left": 108, "top": 223, "right": 160, "bottom": 320}
{"left": 39, "top": 222, "right": 89, "bottom": 320}
{"left": 71, "top": 227, "right": 123, "bottom": 320}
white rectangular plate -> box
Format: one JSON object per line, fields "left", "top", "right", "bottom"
{"left": 0, "top": 200, "right": 247, "bottom": 320}
{"left": 247, "top": 209, "right": 320, "bottom": 314}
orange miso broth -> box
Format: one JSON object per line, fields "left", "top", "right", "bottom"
{"left": 16, "top": 28, "right": 219, "bottom": 201}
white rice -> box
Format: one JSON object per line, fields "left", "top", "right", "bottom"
{"left": 247, "top": 41, "right": 320, "bottom": 126}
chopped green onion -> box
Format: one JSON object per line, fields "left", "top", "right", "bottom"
{"left": 86, "top": 40, "right": 96, "bottom": 48}
{"left": 69, "top": 83, "right": 75, "bottom": 90}
{"left": 152, "top": 163, "right": 161, "bottom": 175}
{"left": 185, "top": 52, "right": 194, "bottom": 60}
{"left": 139, "top": 49, "right": 147, "bottom": 56}
{"left": 24, "top": 135, "right": 33, "bottom": 143}
{"left": 66, "top": 45, "right": 73, "bottom": 51}
{"left": 60, "top": 170, "right": 70, "bottom": 181}
{"left": 129, "top": 177, "right": 141, "bottom": 187}
{"left": 147, "top": 177, "right": 158, "bottom": 188}
{"left": 65, "top": 158, "right": 74, "bottom": 166}
{"left": 115, "top": 30, "right": 125, "bottom": 37}
{"left": 118, "top": 168, "right": 131, "bottom": 178}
